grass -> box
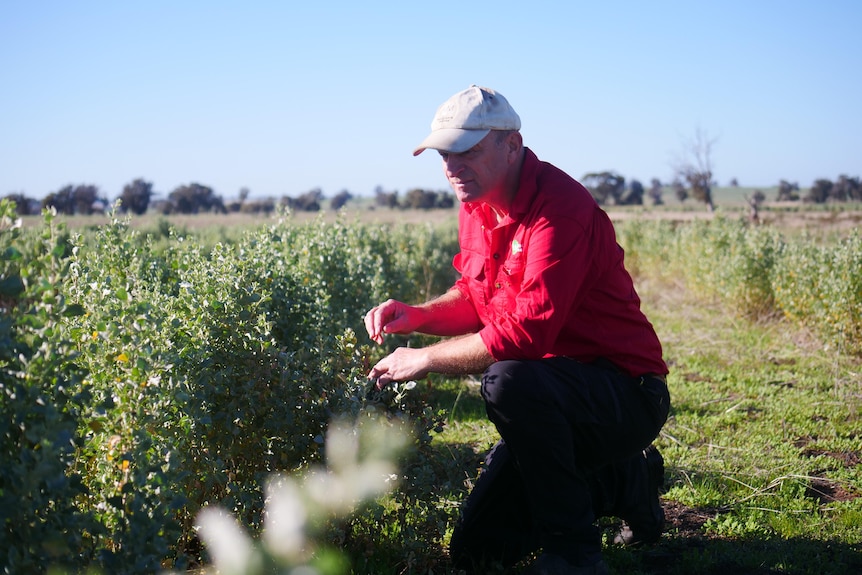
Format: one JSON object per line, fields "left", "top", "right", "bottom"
{"left": 406, "top": 265, "right": 861, "bottom": 574}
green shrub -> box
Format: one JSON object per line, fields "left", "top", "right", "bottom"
{"left": 3, "top": 206, "right": 460, "bottom": 572}
{"left": 618, "top": 217, "right": 861, "bottom": 353}
{"left": 773, "top": 230, "right": 862, "bottom": 352}
{"left": 0, "top": 203, "right": 98, "bottom": 573}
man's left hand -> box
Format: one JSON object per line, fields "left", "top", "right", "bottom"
{"left": 368, "top": 347, "right": 430, "bottom": 389}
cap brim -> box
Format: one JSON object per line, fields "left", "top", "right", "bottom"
{"left": 413, "top": 128, "right": 490, "bottom": 156}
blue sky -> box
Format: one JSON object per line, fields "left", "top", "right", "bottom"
{"left": 2, "top": 1, "right": 860, "bottom": 201}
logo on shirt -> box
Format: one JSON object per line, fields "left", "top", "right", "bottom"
{"left": 512, "top": 239, "right": 523, "bottom": 254}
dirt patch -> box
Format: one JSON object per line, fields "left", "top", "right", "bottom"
{"left": 801, "top": 448, "right": 862, "bottom": 469}
{"left": 663, "top": 499, "right": 716, "bottom": 539}
{"left": 806, "top": 476, "right": 859, "bottom": 504}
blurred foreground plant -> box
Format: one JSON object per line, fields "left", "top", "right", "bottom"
{"left": 189, "top": 415, "right": 411, "bottom": 575}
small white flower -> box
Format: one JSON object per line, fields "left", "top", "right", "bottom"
{"left": 196, "top": 507, "right": 255, "bottom": 575}
{"left": 263, "top": 475, "right": 307, "bottom": 560}
{"left": 326, "top": 421, "right": 359, "bottom": 474}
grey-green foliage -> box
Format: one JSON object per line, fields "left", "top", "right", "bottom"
{"left": 616, "top": 217, "right": 861, "bottom": 353}
{"left": 0, "top": 203, "right": 98, "bottom": 573}
{"left": 2, "top": 203, "right": 460, "bottom": 573}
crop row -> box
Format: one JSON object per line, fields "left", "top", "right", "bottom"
{"left": 617, "top": 217, "right": 861, "bottom": 354}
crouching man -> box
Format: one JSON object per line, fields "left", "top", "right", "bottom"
{"left": 364, "top": 85, "right": 670, "bottom": 575}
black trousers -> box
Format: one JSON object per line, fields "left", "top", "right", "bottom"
{"left": 449, "top": 357, "right": 670, "bottom": 570}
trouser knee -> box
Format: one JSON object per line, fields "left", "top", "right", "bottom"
{"left": 481, "top": 360, "right": 541, "bottom": 419}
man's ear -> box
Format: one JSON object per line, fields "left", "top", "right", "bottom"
{"left": 506, "top": 132, "right": 524, "bottom": 161}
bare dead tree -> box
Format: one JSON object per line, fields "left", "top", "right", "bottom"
{"left": 744, "top": 190, "right": 765, "bottom": 224}
{"left": 673, "top": 127, "right": 718, "bottom": 213}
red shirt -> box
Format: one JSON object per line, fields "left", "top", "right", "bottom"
{"left": 452, "top": 148, "right": 667, "bottom": 378}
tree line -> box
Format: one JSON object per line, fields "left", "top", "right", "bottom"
{"left": 4, "top": 173, "right": 860, "bottom": 217}
{"left": 2, "top": 180, "right": 455, "bottom": 216}
{"left": 1, "top": 180, "right": 478, "bottom": 216}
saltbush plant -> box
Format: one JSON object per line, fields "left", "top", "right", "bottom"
{"left": 772, "top": 230, "right": 862, "bottom": 351}
{"left": 2, "top": 204, "right": 459, "bottom": 573}
{"left": 0, "top": 202, "right": 99, "bottom": 573}
{"left": 616, "top": 217, "right": 861, "bottom": 353}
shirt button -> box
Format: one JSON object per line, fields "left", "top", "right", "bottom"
{"left": 495, "top": 282, "right": 501, "bottom": 289}
{"left": 493, "top": 253, "right": 500, "bottom": 260}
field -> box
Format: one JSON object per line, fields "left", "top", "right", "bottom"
{"left": 21, "top": 186, "right": 862, "bottom": 236}
{"left": 3, "top": 197, "right": 861, "bottom": 574}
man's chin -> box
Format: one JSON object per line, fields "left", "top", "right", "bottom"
{"left": 451, "top": 185, "right": 478, "bottom": 203}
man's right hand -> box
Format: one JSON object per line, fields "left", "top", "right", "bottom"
{"left": 364, "top": 299, "right": 420, "bottom": 345}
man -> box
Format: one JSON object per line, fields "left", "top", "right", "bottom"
{"left": 364, "top": 85, "right": 670, "bottom": 575}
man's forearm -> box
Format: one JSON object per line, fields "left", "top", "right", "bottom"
{"left": 414, "top": 288, "right": 482, "bottom": 336}
{"left": 368, "top": 331, "right": 495, "bottom": 385}
{"left": 424, "top": 332, "right": 495, "bottom": 376}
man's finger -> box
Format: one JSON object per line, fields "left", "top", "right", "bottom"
{"left": 364, "top": 309, "right": 382, "bottom": 343}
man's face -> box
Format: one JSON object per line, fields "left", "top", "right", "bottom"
{"left": 439, "top": 132, "right": 511, "bottom": 204}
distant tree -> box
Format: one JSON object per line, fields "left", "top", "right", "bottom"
{"left": 776, "top": 180, "right": 800, "bottom": 202}
{"left": 288, "top": 187, "right": 324, "bottom": 211}
{"left": 227, "top": 187, "right": 252, "bottom": 213}
{"left": 330, "top": 189, "right": 353, "bottom": 210}
{"left": 581, "top": 171, "right": 625, "bottom": 205}
{"left": 119, "top": 178, "right": 154, "bottom": 215}
{"left": 729, "top": 178, "right": 739, "bottom": 187}
{"left": 152, "top": 199, "right": 171, "bottom": 214}
{"left": 4, "top": 193, "right": 40, "bottom": 215}
{"left": 167, "top": 183, "right": 226, "bottom": 214}
{"left": 745, "top": 190, "right": 766, "bottom": 223}
{"left": 648, "top": 178, "right": 664, "bottom": 206}
{"left": 240, "top": 198, "right": 276, "bottom": 214}
{"left": 805, "top": 179, "right": 833, "bottom": 203}
{"left": 674, "top": 128, "right": 717, "bottom": 212}
{"left": 42, "top": 185, "right": 74, "bottom": 214}
{"left": 72, "top": 185, "right": 101, "bottom": 214}
{"left": 374, "top": 187, "right": 399, "bottom": 209}
{"left": 42, "top": 184, "right": 105, "bottom": 215}
{"left": 620, "top": 179, "right": 644, "bottom": 205}
{"left": 833, "top": 175, "right": 861, "bottom": 202}
{"left": 436, "top": 190, "right": 455, "bottom": 209}
{"left": 404, "top": 188, "right": 439, "bottom": 210}
{"left": 672, "top": 179, "right": 688, "bottom": 203}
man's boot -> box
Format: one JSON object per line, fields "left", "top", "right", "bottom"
{"left": 613, "top": 444, "right": 665, "bottom": 546}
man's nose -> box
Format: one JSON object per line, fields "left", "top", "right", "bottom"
{"left": 443, "top": 156, "right": 463, "bottom": 176}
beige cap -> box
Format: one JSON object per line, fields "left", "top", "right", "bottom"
{"left": 413, "top": 85, "right": 521, "bottom": 156}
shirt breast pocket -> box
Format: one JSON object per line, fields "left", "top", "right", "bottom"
{"left": 459, "top": 251, "right": 486, "bottom": 282}
{"left": 502, "top": 253, "right": 525, "bottom": 288}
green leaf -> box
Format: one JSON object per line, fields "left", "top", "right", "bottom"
{"left": 0, "top": 275, "right": 24, "bottom": 297}
{"left": 62, "top": 303, "right": 86, "bottom": 317}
